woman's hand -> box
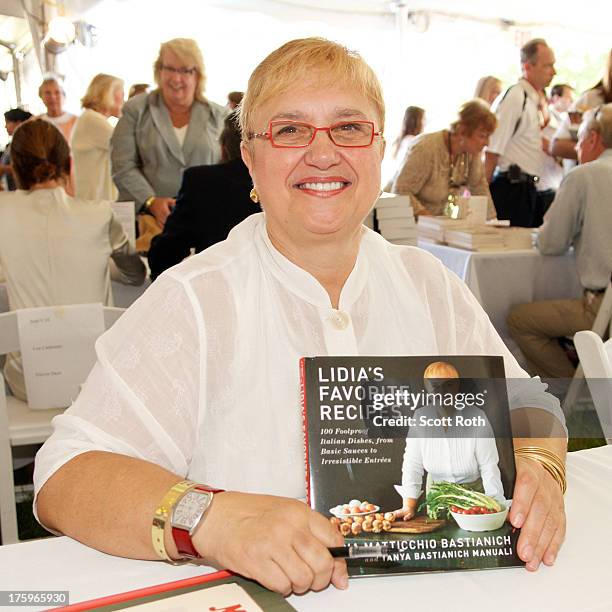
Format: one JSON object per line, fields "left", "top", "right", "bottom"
{"left": 194, "top": 492, "right": 348, "bottom": 595}
{"left": 148, "top": 197, "right": 176, "bottom": 228}
{"left": 509, "top": 456, "right": 566, "bottom": 571}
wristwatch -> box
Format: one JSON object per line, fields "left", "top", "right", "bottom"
{"left": 144, "top": 195, "right": 155, "bottom": 210}
{"left": 171, "top": 485, "right": 224, "bottom": 559}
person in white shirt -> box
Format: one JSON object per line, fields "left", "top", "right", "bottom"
{"left": 538, "top": 85, "right": 570, "bottom": 194}
{"left": 474, "top": 75, "right": 503, "bottom": 106}
{"left": 71, "top": 73, "right": 124, "bottom": 200}
{"left": 485, "top": 39, "right": 558, "bottom": 227}
{"left": 0, "top": 118, "right": 145, "bottom": 400}
{"left": 551, "top": 49, "right": 612, "bottom": 165}
{"left": 38, "top": 75, "right": 78, "bottom": 144}
{"left": 508, "top": 105, "right": 612, "bottom": 378}
{"left": 548, "top": 84, "right": 574, "bottom": 124}
{"left": 382, "top": 105, "right": 424, "bottom": 187}
{"left": 34, "top": 38, "right": 568, "bottom": 595}
{"left": 398, "top": 362, "right": 504, "bottom": 520}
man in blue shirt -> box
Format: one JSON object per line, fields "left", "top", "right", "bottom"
{"left": 507, "top": 105, "right": 612, "bottom": 378}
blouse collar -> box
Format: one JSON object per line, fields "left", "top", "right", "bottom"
{"left": 254, "top": 214, "right": 369, "bottom": 310}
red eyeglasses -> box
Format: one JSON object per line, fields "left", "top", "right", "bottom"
{"left": 248, "top": 120, "right": 382, "bottom": 148}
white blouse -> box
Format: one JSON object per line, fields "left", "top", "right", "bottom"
{"left": 400, "top": 404, "right": 505, "bottom": 502}
{"left": 71, "top": 108, "right": 117, "bottom": 201}
{"left": 34, "top": 213, "right": 563, "bottom": 504}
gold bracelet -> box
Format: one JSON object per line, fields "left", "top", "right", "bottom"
{"left": 515, "top": 446, "right": 567, "bottom": 494}
{"left": 152, "top": 480, "right": 198, "bottom": 563}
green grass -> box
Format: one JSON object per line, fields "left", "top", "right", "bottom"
{"left": 566, "top": 410, "right": 607, "bottom": 452}
{"left": 16, "top": 495, "right": 53, "bottom": 541}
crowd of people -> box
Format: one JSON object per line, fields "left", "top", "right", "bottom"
{"left": 2, "top": 31, "right": 610, "bottom": 595}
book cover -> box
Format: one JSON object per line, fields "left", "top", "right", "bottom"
{"left": 301, "top": 355, "right": 523, "bottom": 577}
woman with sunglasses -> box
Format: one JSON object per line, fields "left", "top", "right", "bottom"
{"left": 390, "top": 99, "right": 497, "bottom": 218}
{"left": 36, "top": 38, "right": 567, "bottom": 596}
{"left": 111, "top": 38, "right": 227, "bottom": 230}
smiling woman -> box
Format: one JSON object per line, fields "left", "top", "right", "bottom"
{"left": 35, "top": 37, "right": 567, "bottom": 597}
{"left": 110, "top": 38, "right": 227, "bottom": 230}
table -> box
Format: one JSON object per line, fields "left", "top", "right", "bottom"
{"left": 418, "top": 241, "right": 582, "bottom": 341}
{"left": 1, "top": 445, "right": 610, "bottom": 612}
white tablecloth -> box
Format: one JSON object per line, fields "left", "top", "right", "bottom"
{"left": 418, "top": 241, "right": 583, "bottom": 339}
{"left": 1, "top": 445, "right": 610, "bottom": 612}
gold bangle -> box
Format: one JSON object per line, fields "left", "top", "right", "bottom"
{"left": 152, "top": 480, "right": 198, "bottom": 563}
{"left": 515, "top": 446, "right": 567, "bottom": 494}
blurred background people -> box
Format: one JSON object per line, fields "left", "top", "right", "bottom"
{"left": 508, "top": 106, "right": 612, "bottom": 378}
{"left": 390, "top": 99, "right": 496, "bottom": 217}
{"left": 148, "top": 112, "right": 254, "bottom": 280}
{"left": 38, "top": 74, "right": 78, "bottom": 144}
{"left": 111, "top": 38, "right": 227, "bottom": 234}
{"left": 486, "top": 39, "right": 557, "bottom": 227}
{"left": 552, "top": 49, "right": 612, "bottom": 163}
{"left": 128, "top": 83, "right": 149, "bottom": 99}
{"left": 0, "top": 108, "right": 32, "bottom": 191}
{"left": 227, "top": 91, "right": 244, "bottom": 109}
{"left": 0, "top": 119, "right": 145, "bottom": 400}
{"left": 548, "top": 83, "right": 575, "bottom": 123}
{"left": 474, "top": 75, "right": 503, "bottom": 106}
{"left": 382, "top": 105, "right": 425, "bottom": 188}
{"left": 71, "top": 73, "right": 125, "bottom": 200}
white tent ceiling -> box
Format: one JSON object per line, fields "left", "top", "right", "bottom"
{"left": 212, "top": 0, "right": 612, "bottom": 35}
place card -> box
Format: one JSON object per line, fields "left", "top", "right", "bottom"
{"left": 17, "top": 304, "right": 105, "bottom": 409}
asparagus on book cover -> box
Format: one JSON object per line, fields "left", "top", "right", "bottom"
{"left": 300, "top": 355, "right": 522, "bottom": 577}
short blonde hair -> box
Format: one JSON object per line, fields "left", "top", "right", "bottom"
{"left": 81, "top": 73, "right": 124, "bottom": 113}
{"left": 239, "top": 37, "right": 385, "bottom": 140}
{"left": 423, "top": 361, "right": 459, "bottom": 379}
{"left": 153, "top": 38, "right": 206, "bottom": 102}
{"left": 473, "top": 75, "right": 502, "bottom": 102}
{"left": 450, "top": 99, "right": 497, "bottom": 136}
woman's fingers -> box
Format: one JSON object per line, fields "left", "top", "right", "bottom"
{"left": 251, "top": 559, "right": 294, "bottom": 596}
{"left": 510, "top": 457, "right": 565, "bottom": 569}
{"left": 307, "top": 511, "right": 349, "bottom": 591}
{"left": 529, "top": 493, "right": 566, "bottom": 570}
{"left": 542, "top": 515, "right": 566, "bottom": 566}
{"left": 198, "top": 493, "right": 348, "bottom": 594}
{"left": 509, "top": 457, "right": 540, "bottom": 530}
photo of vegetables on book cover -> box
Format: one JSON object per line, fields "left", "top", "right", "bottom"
{"left": 300, "top": 355, "right": 523, "bottom": 577}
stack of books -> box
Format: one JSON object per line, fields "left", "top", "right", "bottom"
{"left": 444, "top": 227, "right": 505, "bottom": 251}
{"left": 417, "top": 217, "right": 535, "bottom": 252}
{"left": 416, "top": 216, "right": 469, "bottom": 244}
{"left": 374, "top": 193, "right": 417, "bottom": 246}
{"left": 498, "top": 227, "right": 534, "bottom": 250}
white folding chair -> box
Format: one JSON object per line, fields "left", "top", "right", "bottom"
{"left": 574, "top": 330, "right": 612, "bottom": 444}
{"left": 0, "top": 306, "right": 124, "bottom": 545}
{"left": 563, "top": 279, "right": 612, "bottom": 412}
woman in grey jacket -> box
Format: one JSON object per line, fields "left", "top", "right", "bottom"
{"left": 111, "top": 38, "right": 227, "bottom": 228}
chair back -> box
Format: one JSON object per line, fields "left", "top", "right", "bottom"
{"left": 574, "top": 330, "right": 612, "bottom": 444}
{"left": 589, "top": 279, "right": 612, "bottom": 339}
{"left": 0, "top": 304, "right": 125, "bottom": 544}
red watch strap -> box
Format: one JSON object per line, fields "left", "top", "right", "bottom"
{"left": 172, "top": 524, "right": 200, "bottom": 558}
{"left": 172, "top": 485, "right": 225, "bottom": 559}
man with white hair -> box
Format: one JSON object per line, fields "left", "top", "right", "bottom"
{"left": 38, "top": 74, "right": 77, "bottom": 144}
{"left": 507, "top": 105, "right": 612, "bottom": 378}
{"left": 485, "top": 38, "right": 557, "bottom": 227}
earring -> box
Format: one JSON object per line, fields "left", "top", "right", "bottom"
{"left": 250, "top": 188, "right": 259, "bottom": 204}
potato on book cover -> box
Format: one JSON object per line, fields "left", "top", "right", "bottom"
{"left": 300, "top": 355, "right": 523, "bottom": 577}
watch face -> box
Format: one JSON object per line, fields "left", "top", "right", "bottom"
{"left": 172, "top": 490, "right": 212, "bottom": 531}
